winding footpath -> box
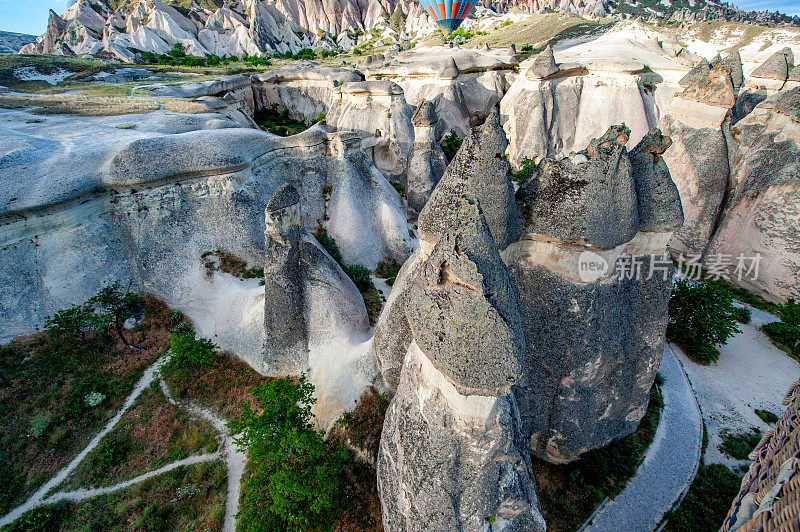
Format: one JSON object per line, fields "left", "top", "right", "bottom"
{"left": 584, "top": 345, "right": 703, "bottom": 531}
{"left": 0, "top": 355, "right": 246, "bottom": 531}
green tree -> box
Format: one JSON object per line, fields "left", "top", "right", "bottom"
{"left": 230, "top": 376, "right": 348, "bottom": 531}
{"left": 161, "top": 332, "right": 218, "bottom": 380}
{"left": 667, "top": 280, "right": 741, "bottom": 363}
{"left": 440, "top": 130, "right": 462, "bottom": 162}
{"left": 389, "top": 7, "right": 407, "bottom": 34}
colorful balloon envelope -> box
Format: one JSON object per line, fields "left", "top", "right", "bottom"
{"left": 418, "top": 0, "right": 477, "bottom": 34}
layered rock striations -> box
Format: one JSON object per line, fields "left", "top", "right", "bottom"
{"left": 705, "top": 88, "right": 800, "bottom": 301}
{"left": 0, "top": 110, "right": 410, "bottom": 381}
{"left": 501, "top": 42, "right": 673, "bottom": 169}
{"left": 505, "top": 125, "right": 683, "bottom": 463}
{"left": 362, "top": 47, "right": 519, "bottom": 138}
{"left": 376, "top": 193, "right": 545, "bottom": 532}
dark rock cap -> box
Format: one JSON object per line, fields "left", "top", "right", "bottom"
{"left": 517, "top": 124, "right": 639, "bottom": 248}
{"left": 412, "top": 100, "right": 438, "bottom": 127}
{"left": 629, "top": 128, "right": 684, "bottom": 232}
{"left": 530, "top": 44, "right": 558, "bottom": 79}
{"left": 441, "top": 57, "right": 460, "bottom": 79}
{"left": 751, "top": 47, "right": 794, "bottom": 81}
{"left": 679, "top": 58, "right": 711, "bottom": 87}
{"left": 406, "top": 194, "right": 524, "bottom": 395}
{"left": 721, "top": 51, "right": 744, "bottom": 90}
{"left": 419, "top": 113, "right": 522, "bottom": 248}
{"left": 266, "top": 183, "right": 300, "bottom": 212}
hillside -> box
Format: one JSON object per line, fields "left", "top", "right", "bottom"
{"left": 0, "top": 31, "right": 36, "bottom": 54}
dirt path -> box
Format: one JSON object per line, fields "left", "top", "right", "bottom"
{"left": 0, "top": 355, "right": 247, "bottom": 531}
{"left": 159, "top": 379, "right": 246, "bottom": 532}
{"left": 0, "top": 355, "right": 168, "bottom": 528}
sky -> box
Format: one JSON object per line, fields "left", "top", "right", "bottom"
{"left": 0, "top": 0, "right": 798, "bottom": 35}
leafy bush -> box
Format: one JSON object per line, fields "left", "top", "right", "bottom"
{"left": 231, "top": 376, "right": 349, "bottom": 531}
{"left": 718, "top": 429, "right": 761, "bottom": 460}
{"left": 664, "top": 463, "right": 742, "bottom": 532}
{"left": 374, "top": 258, "right": 401, "bottom": 286}
{"left": 512, "top": 157, "right": 536, "bottom": 185}
{"left": 762, "top": 321, "right": 800, "bottom": 358}
{"left": 89, "top": 434, "right": 131, "bottom": 483}
{"left": 667, "top": 280, "right": 741, "bottom": 363}
{"left": 28, "top": 412, "right": 53, "bottom": 439}
{"left": 313, "top": 226, "right": 343, "bottom": 266}
{"left": 440, "top": 130, "right": 462, "bottom": 162}
{"left": 390, "top": 181, "right": 405, "bottom": 197}
{"left": 732, "top": 306, "right": 751, "bottom": 324}
{"left": 161, "top": 332, "right": 218, "bottom": 380}
{"left": 755, "top": 409, "right": 779, "bottom": 424}
{"left": 343, "top": 264, "right": 373, "bottom": 292}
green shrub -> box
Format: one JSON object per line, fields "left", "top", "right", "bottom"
{"left": 755, "top": 409, "right": 779, "bottom": 424}
{"left": 732, "top": 306, "right": 751, "bottom": 324}
{"left": 512, "top": 158, "right": 536, "bottom": 185}
{"left": 780, "top": 299, "right": 800, "bottom": 326}
{"left": 762, "top": 321, "right": 799, "bottom": 357}
{"left": 230, "top": 375, "right": 349, "bottom": 531}
{"left": 667, "top": 280, "right": 741, "bottom": 363}
{"left": 313, "top": 226, "right": 343, "bottom": 266}
{"left": 28, "top": 411, "right": 54, "bottom": 439}
{"left": 440, "top": 130, "right": 462, "bottom": 162}
{"left": 90, "top": 434, "right": 131, "bottom": 483}
{"left": 343, "top": 264, "right": 373, "bottom": 292}
{"left": 161, "top": 333, "right": 218, "bottom": 380}
{"left": 665, "top": 463, "right": 742, "bottom": 531}
{"left": 390, "top": 181, "right": 405, "bottom": 197}
{"left": 374, "top": 258, "right": 401, "bottom": 286}
{"left": 718, "top": 429, "right": 761, "bottom": 460}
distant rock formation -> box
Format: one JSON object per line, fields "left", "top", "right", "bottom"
{"left": 501, "top": 43, "right": 664, "bottom": 169}
{"left": 661, "top": 62, "right": 736, "bottom": 258}
{"left": 705, "top": 88, "right": 800, "bottom": 301}
{"left": 506, "top": 125, "right": 683, "bottom": 463}
{"left": 362, "top": 47, "right": 518, "bottom": 138}
{"left": 376, "top": 193, "right": 545, "bottom": 532}
{"left": 0, "top": 30, "right": 36, "bottom": 54}
{"left": 405, "top": 101, "right": 447, "bottom": 213}
{"left": 747, "top": 47, "right": 795, "bottom": 93}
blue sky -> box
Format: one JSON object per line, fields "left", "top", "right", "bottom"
{"left": 0, "top": 0, "right": 798, "bottom": 35}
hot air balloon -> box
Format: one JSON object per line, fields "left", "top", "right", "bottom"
{"left": 418, "top": 0, "right": 477, "bottom": 35}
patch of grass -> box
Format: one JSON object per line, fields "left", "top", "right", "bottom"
{"left": 163, "top": 349, "right": 270, "bottom": 421}
{"left": 663, "top": 463, "right": 743, "bottom": 531}
{"left": 0, "top": 54, "right": 108, "bottom": 92}
{"left": 533, "top": 386, "right": 664, "bottom": 532}
{"left": 0, "top": 294, "right": 177, "bottom": 516}
{"left": 374, "top": 257, "right": 401, "bottom": 286}
{"left": 8, "top": 460, "right": 226, "bottom": 531}
{"left": 312, "top": 226, "right": 344, "bottom": 266}
{"left": 440, "top": 129, "right": 462, "bottom": 163}
{"left": 755, "top": 409, "right": 779, "bottom": 424}
{"left": 718, "top": 429, "right": 761, "bottom": 460}
{"left": 330, "top": 387, "right": 390, "bottom": 463}
{"left": 0, "top": 93, "right": 160, "bottom": 116}
{"left": 58, "top": 383, "right": 218, "bottom": 490}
